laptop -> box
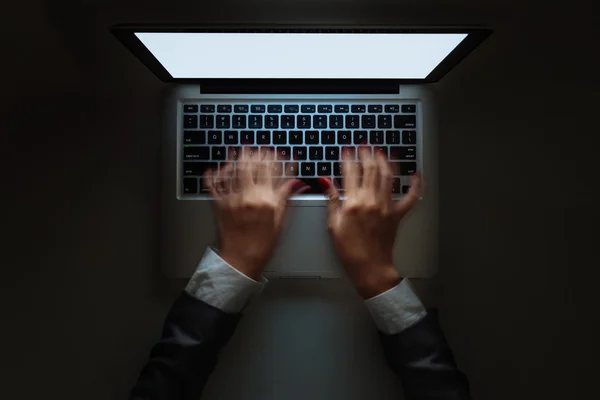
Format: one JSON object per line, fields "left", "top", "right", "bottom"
{"left": 112, "top": 25, "right": 490, "bottom": 279}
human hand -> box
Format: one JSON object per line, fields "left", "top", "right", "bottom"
{"left": 203, "top": 152, "right": 309, "bottom": 280}
{"left": 322, "top": 148, "right": 422, "bottom": 298}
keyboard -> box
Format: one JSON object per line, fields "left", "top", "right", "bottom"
{"left": 180, "top": 102, "right": 419, "bottom": 196}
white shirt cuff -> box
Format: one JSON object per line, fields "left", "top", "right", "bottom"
{"left": 363, "top": 279, "right": 427, "bottom": 335}
{"left": 184, "top": 247, "right": 267, "bottom": 313}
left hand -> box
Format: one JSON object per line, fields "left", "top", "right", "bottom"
{"left": 203, "top": 151, "right": 308, "bottom": 280}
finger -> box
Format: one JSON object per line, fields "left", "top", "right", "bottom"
{"left": 319, "top": 177, "right": 340, "bottom": 230}
{"left": 217, "top": 162, "right": 234, "bottom": 194}
{"left": 342, "top": 150, "right": 359, "bottom": 194}
{"left": 237, "top": 157, "right": 254, "bottom": 188}
{"left": 393, "top": 173, "right": 422, "bottom": 218}
{"left": 360, "top": 147, "right": 378, "bottom": 190}
{"left": 376, "top": 152, "right": 393, "bottom": 209}
{"left": 256, "top": 150, "right": 272, "bottom": 186}
{"left": 202, "top": 169, "right": 219, "bottom": 199}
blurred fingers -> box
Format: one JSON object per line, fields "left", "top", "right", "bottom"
{"left": 393, "top": 173, "right": 422, "bottom": 218}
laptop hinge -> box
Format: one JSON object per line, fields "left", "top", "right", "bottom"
{"left": 200, "top": 82, "right": 399, "bottom": 95}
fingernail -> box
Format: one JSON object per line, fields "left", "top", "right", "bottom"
{"left": 317, "top": 177, "right": 331, "bottom": 191}
{"left": 294, "top": 185, "right": 311, "bottom": 194}
{"left": 291, "top": 179, "right": 304, "bottom": 190}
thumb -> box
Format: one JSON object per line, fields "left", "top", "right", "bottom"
{"left": 319, "top": 178, "right": 340, "bottom": 230}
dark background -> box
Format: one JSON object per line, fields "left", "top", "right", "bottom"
{"left": 1, "top": 0, "right": 598, "bottom": 399}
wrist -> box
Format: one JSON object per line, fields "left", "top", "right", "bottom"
{"left": 219, "top": 250, "right": 264, "bottom": 281}
{"left": 351, "top": 265, "right": 402, "bottom": 299}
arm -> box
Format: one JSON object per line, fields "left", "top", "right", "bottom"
{"left": 131, "top": 155, "right": 307, "bottom": 400}
{"left": 322, "top": 149, "right": 471, "bottom": 399}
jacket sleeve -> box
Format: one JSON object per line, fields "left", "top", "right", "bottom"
{"left": 130, "top": 292, "right": 242, "bottom": 400}
{"left": 379, "top": 310, "right": 472, "bottom": 400}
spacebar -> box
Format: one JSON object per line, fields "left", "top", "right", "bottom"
{"left": 298, "top": 178, "right": 326, "bottom": 194}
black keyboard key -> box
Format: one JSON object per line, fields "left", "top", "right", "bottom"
{"left": 317, "top": 162, "right": 332, "bottom": 176}
{"left": 217, "top": 105, "right": 232, "bottom": 113}
{"left": 305, "top": 131, "right": 319, "bottom": 144}
{"left": 335, "top": 105, "right": 349, "bottom": 113}
{"left": 271, "top": 162, "right": 283, "bottom": 176}
{"left": 293, "top": 146, "right": 307, "bottom": 160}
{"left": 394, "top": 115, "right": 417, "bottom": 128}
{"left": 346, "top": 115, "right": 360, "bottom": 129}
{"left": 353, "top": 130, "right": 368, "bottom": 144}
{"left": 228, "top": 146, "right": 241, "bottom": 160}
{"left": 273, "top": 131, "right": 286, "bottom": 144}
{"left": 234, "top": 105, "right": 249, "bottom": 113}
{"left": 200, "top": 105, "right": 215, "bottom": 113}
{"left": 249, "top": 115, "right": 262, "bottom": 129}
{"left": 260, "top": 146, "right": 275, "bottom": 160}
{"left": 392, "top": 146, "right": 416, "bottom": 160}
{"left": 402, "top": 130, "right": 417, "bottom": 144}
{"left": 333, "top": 162, "right": 342, "bottom": 176}
{"left": 391, "top": 178, "right": 401, "bottom": 194}
{"left": 216, "top": 115, "right": 230, "bottom": 128}
{"left": 267, "top": 105, "right": 282, "bottom": 113}
{"left": 241, "top": 131, "right": 254, "bottom": 144}
{"left": 212, "top": 146, "right": 226, "bottom": 160}
{"left": 224, "top": 131, "right": 238, "bottom": 145}
{"left": 351, "top": 105, "right": 366, "bottom": 113}
{"left": 338, "top": 131, "right": 351, "bottom": 144}
{"left": 374, "top": 146, "right": 388, "bottom": 157}
{"left": 277, "top": 147, "right": 291, "bottom": 160}
{"left": 243, "top": 146, "right": 259, "bottom": 159}
{"left": 200, "top": 115, "right": 214, "bottom": 128}
{"left": 394, "top": 162, "right": 417, "bottom": 175}
{"left": 385, "top": 105, "right": 400, "bottom": 113}
{"left": 208, "top": 131, "right": 222, "bottom": 144}
{"left": 285, "top": 162, "right": 300, "bottom": 176}
{"left": 321, "top": 131, "right": 335, "bottom": 144}
{"left": 301, "top": 105, "right": 316, "bottom": 113}
{"left": 325, "top": 147, "right": 339, "bottom": 160}
{"left": 265, "top": 115, "right": 279, "bottom": 129}
{"left": 378, "top": 115, "right": 392, "bottom": 128}
{"left": 232, "top": 115, "right": 246, "bottom": 129}
{"left": 183, "top": 162, "right": 215, "bottom": 176}
{"left": 184, "top": 130, "right": 205, "bottom": 145}
{"left": 386, "top": 130, "right": 400, "bottom": 144}
{"left": 369, "top": 130, "right": 384, "bottom": 144}
{"left": 281, "top": 115, "right": 295, "bottom": 129}
{"left": 297, "top": 115, "right": 311, "bottom": 129}
{"left": 183, "top": 177, "right": 198, "bottom": 194}
{"left": 184, "top": 115, "right": 198, "bottom": 129}
{"left": 257, "top": 131, "right": 271, "bottom": 144}
{"left": 309, "top": 147, "right": 323, "bottom": 160}
{"left": 402, "top": 185, "right": 411, "bottom": 194}
{"left": 368, "top": 105, "right": 383, "bottom": 113}
{"left": 361, "top": 115, "right": 376, "bottom": 128}
{"left": 402, "top": 104, "right": 416, "bottom": 113}
{"left": 329, "top": 115, "right": 343, "bottom": 129}
{"left": 251, "top": 105, "right": 266, "bottom": 113}
{"left": 184, "top": 146, "right": 210, "bottom": 160}
{"left": 184, "top": 104, "right": 198, "bottom": 113}
{"left": 313, "top": 115, "right": 327, "bottom": 129}
{"left": 301, "top": 162, "right": 315, "bottom": 176}
{"left": 342, "top": 146, "right": 356, "bottom": 160}
{"left": 289, "top": 131, "right": 303, "bottom": 144}
{"left": 318, "top": 105, "right": 333, "bottom": 113}
{"left": 284, "top": 105, "right": 299, "bottom": 113}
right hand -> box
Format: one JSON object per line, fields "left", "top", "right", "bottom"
{"left": 322, "top": 148, "right": 422, "bottom": 298}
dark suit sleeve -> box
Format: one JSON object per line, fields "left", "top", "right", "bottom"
{"left": 379, "top": 310, "right": 472, "bottom": 400}
{"left": 130, "top": 292, "right": 242, "bottom": 400}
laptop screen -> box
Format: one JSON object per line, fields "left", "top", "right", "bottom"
{"left": 134, "top": 32, "right": 468, "bottom": 80}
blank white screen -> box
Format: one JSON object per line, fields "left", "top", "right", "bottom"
{"left": 135, "top": 32, "right": 468, "bottom": 79}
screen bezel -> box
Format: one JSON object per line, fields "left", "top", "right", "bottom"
{"left": 111, "top": 25, "right": 491, "bottom": 86}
